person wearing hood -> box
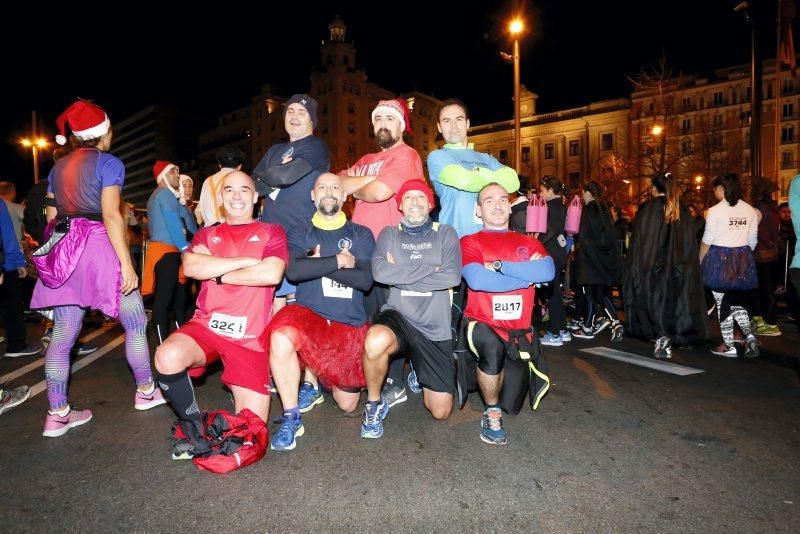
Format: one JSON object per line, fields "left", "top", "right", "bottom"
{"left": 144, "top": 160, "right": 198, "bottom": 343}
{"left": 623, "top": 173, "right": 710, "bottom": 358}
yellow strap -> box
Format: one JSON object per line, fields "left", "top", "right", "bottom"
{"left": 528, "top": 361, "right": 551, "bottom": 411}
{"left": 466, "top": 321, "right": 478, "bottom": 357}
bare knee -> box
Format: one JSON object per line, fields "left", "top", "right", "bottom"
{"left": 424, "top": 395, "right": 453, "bottom": 420}
{"left": 363, "top": 325, "right": 394, "bottom": 361}
{"left": 429, "top": 404, "right": 452, "bottom": 420}
{"left": 332, "top": 389, "right": 360, "bottom": 414}
{"left": 155, "top": 342, "right": 186, "bottom": 374}
{"left": 270, "top": 329, "right": 297, "bottom": 360}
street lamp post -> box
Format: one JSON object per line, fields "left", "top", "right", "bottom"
{"left": 20, "top": 111, "right": 48, "bottom": 184}
{"left": 510, "top": 18, "right": 523, "bottom": 174}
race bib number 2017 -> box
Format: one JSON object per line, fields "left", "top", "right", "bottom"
{"left": 209, "top": 313, "right": 247, "bottom": 339}
{"left": 492, "top": 295, "right": 523, "bottom": 320}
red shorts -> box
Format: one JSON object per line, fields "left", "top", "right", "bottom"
{"left": 265, "top": 304, "right": 368, "bottom": 391}
{"left": 178, "top": 319, "right": 270, "bottom": 395}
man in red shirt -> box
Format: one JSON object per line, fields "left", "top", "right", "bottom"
{"left": 155, "top": 171, "right": 287, "bottom": 459}
{"left": 461, "top": 183, "right": 555, "bottom": 445}
{"left": 341, "top": 97, "right": 424, "bottom": 403}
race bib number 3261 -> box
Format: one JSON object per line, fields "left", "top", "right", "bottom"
{"left": 492, "top": 295, "right": 523, "bottom": 320}
{"left": 209, "top": 313, "right": 247, "bottom": 339}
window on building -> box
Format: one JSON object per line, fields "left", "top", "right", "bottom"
{"left": 648, "top": 102, "right": 654, "bottom": 114}
{"left": 699, "top": 96, "right": 705, "bottom": 109}
{"left": 568, "top": 172, "right": 581, "bottom": 189}
{"left": 782, "top": 126, "right": 795, "bottom": 143}
{"left": 782, "top": 150, "right": 794, "bottom": 168}
{"left": 348, "top": 122, "right": 356, "bottom": 134}
{"left": 522, "top": 146, "right": 531, "bottom": 162}
{"left": 322, "top": 103, "right": 328, "bottom": 114}
{"left": 783, "top": 102, "right": 794, "bottom": 119}
{"left": 681, "top": 96, "right": 692, "bottom": 110}
{"left": 681, "top": 118, "right": 692, "bottom": 133}
{"left": 322, "top": 124, "right": 328, "bottom": 134}
{"left": 767, "top": 82, "right": 774, "bottom": 99}
{"left": 713, "top": 114, "right": 723, "bottom": 128}
{"left": 712, "top": 134, "right": 724, "bottom": 151}
{"left": 544, "top": 143, "right": 554, "bottom": 159}
{"left": 783, "top": 79, "right": 795, "bottom": 95}
{"left": 681, "top": 139, "right": 692, "bottom": 155}
{"left": 347, "top": 103, "right": 355, "bottom": 114}
{"left": 746, "top": 86, "right": 752, "bottom": 101}
{"left": 732, "top": 89, "right": 738, "bottom": 104}
{"left": 499, "top": 149, "right": 509, "bottom": 164}
{"left": 348, "top": 143, "right": 356, "bottom": 156}
{"left": 601, "top": 133, "right": 613, "bottom": 151}
{"left": 569, "top": 140, "right": 579, "bottom": 156}
{"left": 423, "top": 124, "right": 428, "bottom": 135}
{"left": 713, "top": 91, "right": 724, "bottom": 106}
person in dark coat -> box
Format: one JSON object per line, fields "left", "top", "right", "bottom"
{"left": 573, "top": 181, "right": 623, "bottom": 341}
{"left": 537, "top": 176, "right": 569, "bottom": 346}
{"left": 623, "top": 173, "right": 710, "bottom": 359}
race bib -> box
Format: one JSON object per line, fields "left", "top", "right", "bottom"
{"left": 208, "top": 312, "right": 247, "bottom": 339}
{"left": 322, "top": 277, "right": 353, "bottom": 299}
{"left": 400, "top": 290, "right": 433, "bottom": 297}
{"left": 492, "top": 295, "right": 523, "bottom": 320}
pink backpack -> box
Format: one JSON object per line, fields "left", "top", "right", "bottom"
{"left": 525, "top": 194, "right": 548, "bottom": 233}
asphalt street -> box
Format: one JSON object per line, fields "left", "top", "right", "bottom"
{"left": 1, "top": 314, "right": 798, "bottom": 532}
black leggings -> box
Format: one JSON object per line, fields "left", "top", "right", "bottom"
{"left": 467, "top": 321, "right": 507, "bottom": 376}
{"left": 751, "top": 261, "right": 778, "bottom": 324}
{"left": 152, "top": 252, "right": 187, "bottom": 343}
{"left": 540, "top": 271, "right": 566, "bottom": 333}
{"left": 580, "top": 284, "right": 618, "bottom": 329}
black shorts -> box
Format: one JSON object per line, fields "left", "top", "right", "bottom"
{"left": 372, "top": 309, "right": 455, "bottom": 395}
{"left": 465, "top": 320, "right": 508, "bottom": 376}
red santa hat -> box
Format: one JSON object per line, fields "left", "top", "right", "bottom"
{"left": 55, "top": 100, "right": 111, "bottom": 145}
{"left": 153, "top": 160, "right": 178, "bottom": 183}
{"left": 371, "top": 98, "right": 413, "bottom": 134}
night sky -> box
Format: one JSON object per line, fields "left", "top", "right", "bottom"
{"left": 1, "top": 0, "right": 781, "bottom": 196}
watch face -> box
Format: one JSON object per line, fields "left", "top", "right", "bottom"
{"left": 493, "top": 260, "right": 502, "bottom": 270}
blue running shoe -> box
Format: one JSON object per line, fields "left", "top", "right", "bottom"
{"left": 559, "top": 330, "right": 572, "bottom": 342}
{"left": 298, "top": 381, "right": 324, "bottom": 413}
{"left": 360, "top": 397, "right": 388, "bottom": 439}
{"left": 540, "top": 332, "right": 563, "bottom": 347}
{"left": 270, "top": 414, "right": 305, "bottom": 451}
{"left": 407, "top": 366, "right": 422, "bottom": 394}
{"left": 480, "top": 407, "right": 507, "bottom": 445}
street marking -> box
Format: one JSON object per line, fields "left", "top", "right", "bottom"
{"left": 27, "top": 334, "right": 126, "bottom": 399}
{"left": 0, "top": 326, "right": 113, "bottom": 383}
{"left": 572, "top": 357, "right": 617, "bottom": 398}
{"left": 579, "top": 347, "right": 705, "bottom": 376}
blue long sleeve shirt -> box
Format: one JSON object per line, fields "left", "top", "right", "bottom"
{"left": 0, "top": 200, "right": 25, "bottom": 271}
{"left": 146, "top": 187, "right": 196, "bottom": 250}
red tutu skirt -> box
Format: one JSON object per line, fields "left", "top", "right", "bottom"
{"left": 264, "top": 304, "right": 368, "bottom": 391}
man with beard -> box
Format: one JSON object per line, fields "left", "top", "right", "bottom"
{"left": 155, "top": 171, "right": 287, "bottom": 459}
{"left": 266, "top": 173, "right": 375, "bottom": 451}
{"left": 360, "top": 180, "right": 462, "bottom": 439}
{"left": 341, "top": 98, "right": 424, "bottom": 406}
{"left": 461, "top": 183, "right": 554, "bottom": 445}
{"left": 427, "top": 99, "right": 520, "bottom": 238}
{"left": 253, "top": 94, "right": 330, "bottom": 311}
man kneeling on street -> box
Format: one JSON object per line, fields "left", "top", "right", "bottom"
{"left": 361, "top": 179, "right": 462, "bottom": 438}
{"left": 267, "top": 173, "right": 375, "bottom": 451}
{"left": 461, "top": 183, "right": 554, "bottom": 445}
{"left": 155, "top": 171, "right": 287, "bottom": 459}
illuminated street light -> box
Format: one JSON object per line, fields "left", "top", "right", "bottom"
{"left": 651, "top": 125, "right": 664, "bottom": 136}
{"left": 20, "top": 136, "right": 49, "bottom": 184}
{"left": 694, "top": 174, "right": 704, "bottom": 183}
{"left": 509, "top": 17, "right": 524, "bottom": 173}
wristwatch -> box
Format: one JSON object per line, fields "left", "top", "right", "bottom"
{"left": 492, "top": 260, "right": 503, "bottom": 273}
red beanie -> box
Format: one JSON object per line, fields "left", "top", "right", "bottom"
{"left": 396, "top": 179, "right": 434, "bottom": 211}
{"left": 153, "top": 160, "right": 178, "bottom": 182}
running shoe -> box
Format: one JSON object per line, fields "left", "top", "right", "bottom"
{"left": 298, "top": 381, "right": 324, "bottom": 413}
{"left": 135, "top": 387, "right": 167, "bottom": 411}
{"left": 4, "top": 345, "right": 42, "bottom": 358}
{"left": 42, "top": 407, "right": 93, "bottom": 437}
{"left": 744, "top": 334, "right": 760, "bottom": 358}
{"left": 610, "top": 322, "right": 624, "bottom": 343}
{"left": 710, "top": 343, "right": 737, "bottom": 357}
{"left": 560, "top": 330, "right": 572, "bottom": 342}
{"left": 0, "top": 385, "right": 30, "bottom": 415}
{"left": 270, "top": 414, "right": 305, "bottom": 451}
{"left": 361, "top": 397, "right": 388, "bottom": 439}
{"left": 571, "top": 326, "right": 595, "bottom": 340}
{"left": 654, "top": 336, "right": 672, "bottom": 359}
{"left": 540, "top": 332, "right": 563, "bottom": 347}
{"left": 407, "top": 366, "right": 422, "bottom": 394}
{"left": 480, "top": 407, "right": 507, "bottom": 445}
{"left": 75, "top": 342, "right": 98, "bottom": 356}
{"left": 592, "top": 317, "right": 612, "bottom": 336}
{"left": 381, "top": 378, "right": 407, "bottom": 408}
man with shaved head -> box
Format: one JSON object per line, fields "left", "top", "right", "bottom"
{"left": 155, "top": 171, "right": 288, "bottom": 460}
{"left": 266, "top": 172, "right": 375, "bottom": 450}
